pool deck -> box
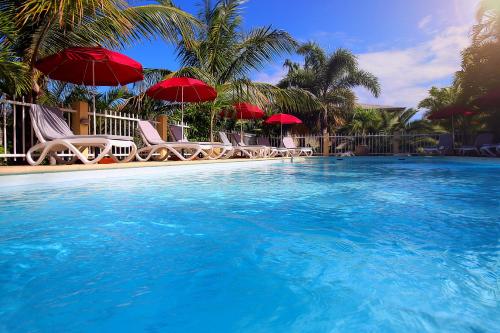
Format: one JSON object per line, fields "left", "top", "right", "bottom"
{"left": 0, "top": 157, "right": 303, "bottom": 176}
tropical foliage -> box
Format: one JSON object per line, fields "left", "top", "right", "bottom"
{"left": 165, "top": 0, "right": 318, "bottom": 140}
{"left": 420, "top": 0, "right": 500, "bottom": 137}
{"left": 0, "top": 0, "right": 198, "bottom": 99}
{"left": 279, "top": 42, "right": 380, "bottom": 134}
{"left": 418, "top": 86, "right": 460, "bottom": 116}
{"left": 8, "top": 0, "right": 494, "bottom": 144}
{"left": 342, "top": 107, "right": 439, "bottom": 135}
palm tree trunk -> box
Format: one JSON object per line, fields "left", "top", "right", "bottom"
{"left": 210, "top": 108, "right": 215, "bottom": 142}
{"left": 321, "top": 105, "right": 330, "bottom": 156}
{"left": 322, "top": 105, "right": 328, "bottom": 136}
{"left": 28, "top": 16, "right": 54, "bottom": 103}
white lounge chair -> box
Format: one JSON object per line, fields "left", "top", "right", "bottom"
{"left": 169, "top": 125, "right": 231, "bottom": 159}
{"left": 282, "top": 136, "right": 313, "bottom": 156}
{"left": 26, "top": 105, "right": 137, "bottom": 165}
{"left": 218, "top": 132, "right": 262, "bottom": 158}
{"left": 333, "top": 138, "right": 355, "bottom": 156}
{"left": 456, "top": 133, "right": 494, "bottom": 156}
{"left": 479, "top": 143, "right": 500, "bottom": 157}
{"left": 423, "top": 133, "right": 453, "bottom": 155}
{"left": 136, "top": 120, "right": 212, "bottom": 161}
{"left": 231, "top": 133, "right": 270, "bottom": 157}
{"left": 256, "top": 136, "right": 279, "bottom": 157}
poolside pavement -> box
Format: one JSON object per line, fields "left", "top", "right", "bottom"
{"left": 0, "top": 157, "right": 303, "bottom": 176}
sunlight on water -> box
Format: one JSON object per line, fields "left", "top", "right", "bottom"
{"left": 0, "top": 157, "right": 499, "bottom": 332}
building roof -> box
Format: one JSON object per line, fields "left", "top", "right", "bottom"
{"left": 357, "top": 103, "right": 405, "bottom": 112}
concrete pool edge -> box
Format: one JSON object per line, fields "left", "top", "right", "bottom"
{"left": 0, "top": 156, "right": 305, "bottom": 177}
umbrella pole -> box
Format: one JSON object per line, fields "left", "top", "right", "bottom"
{"left": 451, "top": 114, "right": 455, "bottom": 149}
{"left": 181, "top": 86, "right": 184, "bottom": 141}
{"left": 280, "top": 123, "right": 283, "bottom": 147}
{"left": 92, "top": 61, "right": 96, "bottom": 135}
{"left": 240, "top": 121, "right": 243, "bottom": 144}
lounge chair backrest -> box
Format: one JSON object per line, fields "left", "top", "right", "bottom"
{"left": 30, "top": 104, "right": 74, "bottom": 142}
{"left": 138, "top": 120, "right": 164, "bottom": 145}
{"left": 232, "top": 133, "right": 246, "bottom": 146}
{"left": 474, "top": 133, "right": 494, "bottom": 147}
{"left": 438, "top": 133, "right": 453, "bottom": 148}
{"left": 219, "top": 132, "right": 232, "bottom": 146}
{"left": 169, "top": 125, "right": 187, "bottom": 142}
{"left": 257, "top": 136, "right": 271, "bottom": 146}
{"left": 282, "top": 136, "right": 297, "bottom": 149}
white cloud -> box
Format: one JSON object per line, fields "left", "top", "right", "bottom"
{"left": 251, "top": 22, "right": 472, "bottom": 111}
{"left": 253, "top": 65, "right": 286, "bottom": 85}
{"left": 418, "top": 15, "right": 432, "bottom": 30}
{"left": 355, "top": 24, "right": 471, "bottom": 108}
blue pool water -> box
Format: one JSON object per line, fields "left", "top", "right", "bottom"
{"left": 0, "top": 157, "right": 499, "bottom": 333}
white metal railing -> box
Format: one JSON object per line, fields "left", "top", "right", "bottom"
{"left": 0, "top": 99, "right": 156, "bottom": 162}
{"left": 282, "top": 133, "right": 469, "bottom": 156}
{"left": 90, "top": 110, "right": 163, "bottom": 158}
{"left": 89, "top": 110, "right": 138, "bottom": 158}
{"left": 0, "top": 99, "right": 475, "bottom": 163}
{"left": 219, "top": 132, "right": 459, "bottom": 156}
{"left": 0, "top": 98, "right": 74, "bottom": 162}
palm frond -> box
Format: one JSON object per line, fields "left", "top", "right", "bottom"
{"left": 281, "top": 42, "right": 381, "bottom": 133}
{"left": 337, "top": 69, "right": 381, "bottom": 97}
{"left": 132, "top": 68, "right": 172, "bottom": 94}
{"left": 169, "top": 66, "right": 216, "bottom": 84}
{"left": 325, "top": 48, "right": 357, "bottom": 84}
{"left": 297, "top": 41, "right": 326, "bottom": 70}
{"left": 219, "top": 27, "right": 297, "bottom": 82}
{"left": 17, "top": 0, "right": 129, "bottom": 28}
{"left": 68, "top": 3, "right": 199, "bottom": 50}
{"left": 473, "top": 0, "right": 500, "bottom": 45}
{"left": 0, "top": 42, "right": 31, "bottom": 96}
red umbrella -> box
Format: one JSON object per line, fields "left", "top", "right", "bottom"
{"left": 427, "top": 106, "right": 474, "bottom": 119}
{"left": 428, "top": 106, "right": 474, "bottom": 147}
{"left": 265, "top": 113, "right": 302, "bottom": 142}
{"left": 220, "top": 103, "right": 264, "bottom": 119}
{"left": 474, "top": 88, "right": 500, "bottom": 108}
{"left": 265, "top": 113, "right": 303, "bottom": 124}
{"left": 146, "top": 77, "right": 217, "bottom": 139}
{"left": 232, "top": 102, "right": 265, "bottom": 119}
{"left": 221, "top": 103, "right": 265, "bottom": 143}
{"left": 35, "top": 46, "right": 143, "bottom": 134}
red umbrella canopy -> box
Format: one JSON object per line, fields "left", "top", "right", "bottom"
{"left": 428, "top": 106, "right": 474, "bottom": 120}
{"left": 265, "top": 113, "right": 303, "bottom": 124}
{"left": 146, "top": 77, "right": 217, "bottom": 102}
{"left": 474, "top": 88, "right": 500, "bottom": 108}
{"left": 35, "top": 47, "right": 143, "bottom": 86}
{"left": 222, "top": 102, "right": 265, "bottom": 119}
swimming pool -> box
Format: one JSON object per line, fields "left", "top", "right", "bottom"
{"left": 0, "top": 157, "right": 499, "bottom": 332}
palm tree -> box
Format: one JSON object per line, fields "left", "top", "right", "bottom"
{"left": 279, "top": 42, "right": 380, "bottom": 135}
{"left": 417, "top": 86, "right": 460, "bottom": 116}
{"left": 0, "top": 47, "right": 30, "bottom": 96}
{"left": 457, "top": 0, "right": 500, "bottom": 100}
{"left": 0, "top": 0, "right": 199, "bottom": 99}
{"left": 346, "top": 107, "right": 381, "bottom": 138}
{"left": 0, "top": 3, "right": 30, "bottom": 95}
{"left": 472, "top": 0, "right": 500, "bottom": 45}
{"left": 167, "top": 0, "right": 317, "bottom": 141}
{"left": 343, "top": 107, "right": 440, "bottom": 134}
{"left": 378, "top": 108, "right": 441, "bottom": 133}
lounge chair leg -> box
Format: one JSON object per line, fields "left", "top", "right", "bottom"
{"left": 26, "top": 143, "right": 49, "bottom": 166}
{"left": 221, "top": 149, "right": 235, "bottom": 159}
{"left": 27, "top": 141, "right": 96, "bottom": 165}
{"left": 120, "top": 143, "right": 137, "bottom": 163}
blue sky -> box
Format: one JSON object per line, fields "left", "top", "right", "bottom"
{"left": 125, "top": 0, "right": 479, "bottom": 109}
